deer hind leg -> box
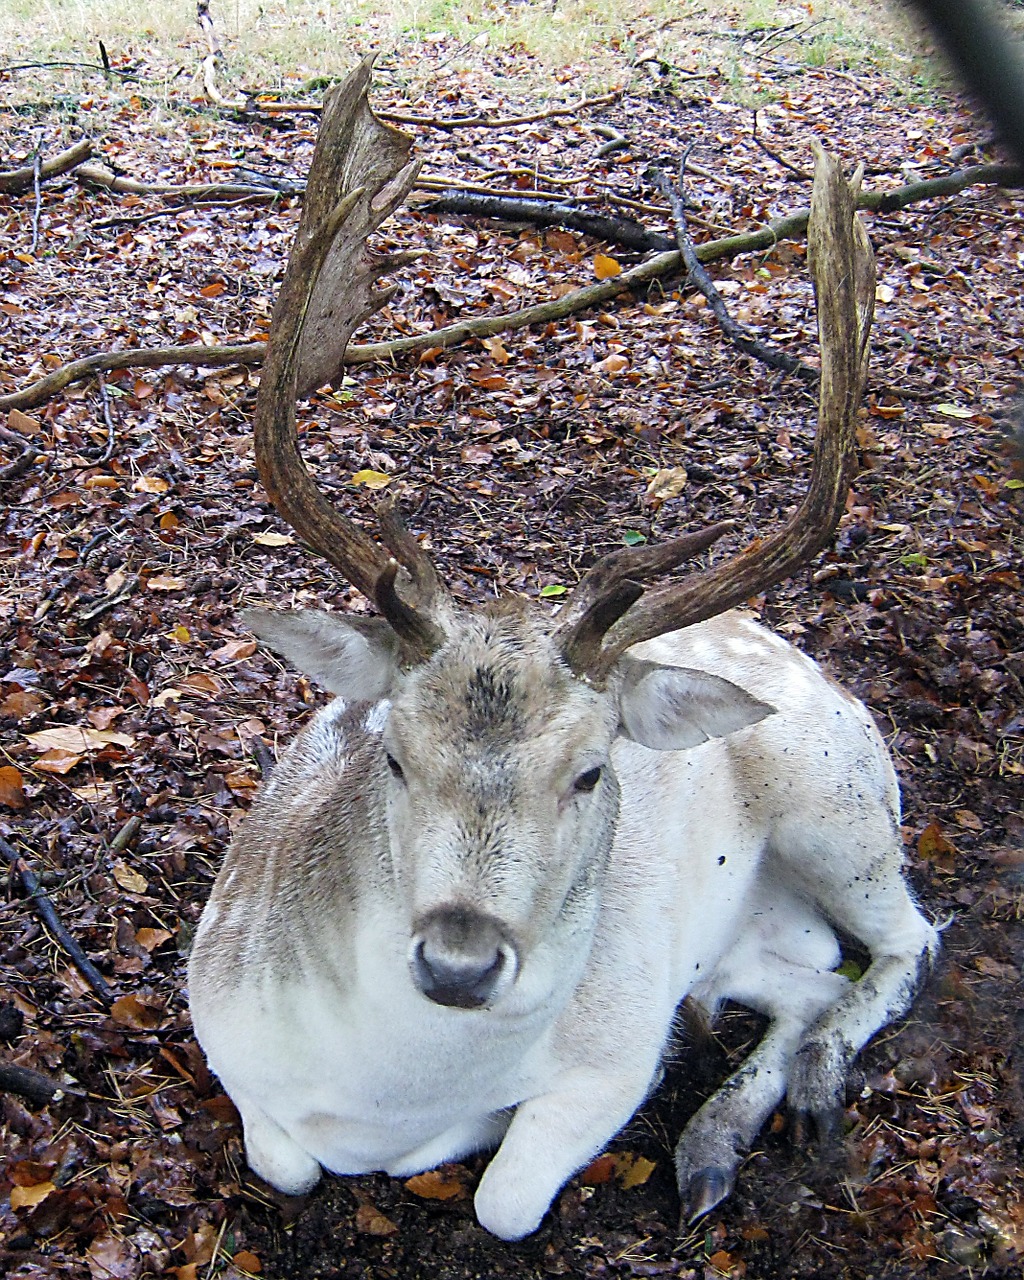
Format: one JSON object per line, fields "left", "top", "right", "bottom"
{"left": 676, "top": 923, "right": 849, "bottom": 1222}
{"left": 770, "top": 810, "right": 939, "bottom": 1137}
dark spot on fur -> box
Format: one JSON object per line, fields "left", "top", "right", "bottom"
{"left": 463, "top": 666, "right": 522, "bottom": 738}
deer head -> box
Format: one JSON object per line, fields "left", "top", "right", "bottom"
{"left": 243, "top": 59, "right": 874, "bottom": 1011}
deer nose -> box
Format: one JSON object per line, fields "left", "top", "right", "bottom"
{"left": 411, "top": 907, "right": 517, "bottom": 1009}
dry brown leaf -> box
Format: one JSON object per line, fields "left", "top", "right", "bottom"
{"left": 593, "top": 352, "right": 629, "bottom": 376}
{"left": 210, "top": 639, "right": 258, "bottom": 662}
{"left": 133, "top": 475, "right": 170, "bottom": 494}
{"left": 404, "top": 1165, "right": 472, "bottom": 1201}
{"left": 109, "top": 993, "right": 163, "bottom": 1030}
{"left": 147, "top": 574, "right": 186, "bottom": 591}
{"left": 593, "top": 252, "right": 622, "bottom": 279}
{"left": 8, "top": 407, "right": 42, "bottom": 436}
{"left": 644, "top": 467, "right": 688, "bottom": 505}
{"left": 112, "top": 860, "right": 149, "bottom": 895}
{"left": 10, "top": 1181, "right": 56, "bottom": 1210}
{"left": 88, "top": 706, "right": 126, "bottom": 730}
{"left": 251, "top": 530, "right": 293, "bottom": 546}
{"left": 580, "top": 1153, "right": 616, "bottom": 1185}
{"left": 0, "top": 689, "right": 44, "bottom": 718}
{"left": 136, "top": 927, "right": 174, "bottom": 952}
{"left": 26, "top": 726, "right": 134, "bottom": 753}
{"left": 177, "top": 673, "right": 222, "bottom": 697}
{"left": 34, "top": 748, "right": 83, "bottom": 774}
{"left": 86, "top": 1232, "right": 138, "bottom": 1280}
{"left": 0, "top": 765, "right": 26, "bottom": 808}
{"left": 231, "top": 1251, "right": 263, "bottom": 1275}
{"left": 355, "top": 1203, "right": 399, "bottom": 1236}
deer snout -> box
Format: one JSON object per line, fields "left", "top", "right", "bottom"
{"left": 410, "top": 907, "right": 518, "bottom": 1009}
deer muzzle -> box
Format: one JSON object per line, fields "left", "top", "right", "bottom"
{"left": 410, "top": 907, "right": 518, "bottom": 1009}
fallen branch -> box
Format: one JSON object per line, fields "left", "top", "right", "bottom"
{"left": 4, "top": 160, "right": 1022, "bottom": 412}
{"left": 0, "top": 1060, "right": 79, "bottom": 1107}
{"left": 378, "top": 89, "right": 622, "bottom": 131}
{"left": 76, "top": 162, "right": 279, "bottom": 204}
{"left": 421, "top": 192, "right": 675, "bottom": 252}
{"left": 197, "top": 0, "right": 249, "bottom": 113}
{"left": 0, "top": 139, "right": 92, "bottom": 194}
{"left": 653, "top": 159, "right": 817, "bottom": 383}
{"left": 0, "top": 342, "right": 265, "bottom": 413}
{"left": 0, "top": 832, "right": 114, "bottom": 1004}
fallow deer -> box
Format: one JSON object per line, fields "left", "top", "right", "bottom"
{"left": 188, "top": 62, "right": 937, "bottom": 1241}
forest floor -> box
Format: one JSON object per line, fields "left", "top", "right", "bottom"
{"left": 1, "top": 22, "right": 1023, "bottom": 1280}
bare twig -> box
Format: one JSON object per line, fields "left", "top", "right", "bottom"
{"left": 652, "top": 158, "right": 818, "bottom": 383}
{"left": 379, "top": 89, "right": 622, "bottom": 131}
{"left": 751, "top": 109, "right": 811, "bottom": 180}
{"left": 96, "top": 372, "right": 117, "bottom": 463}
{"left": 29, "top": 134, "right": 43, "bottom": 253}
{"left": 0, "top": 832, "right": 114, "bottom": 1003}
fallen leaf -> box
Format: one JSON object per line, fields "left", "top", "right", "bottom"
{"left": 109, "top": 993, "right": 163, "bottom": 1030}
{"left": 112, "top": 860, "right": 149, "bottom": 894}
{"left": 133, "top": 475, "right": 170, "bottom": 494}
{"left": 918, "top": 821, "right": 955, "bottom": 865}
{"left": 251, "top": 530, "right": 293, "bottom": 546}
{"left": 86, "top": 1231, "right": 138, "bottom": 1280}
{"left": 0, "top": 689, "right": 44, "bottom": 718}
{"left": 231, "top": 1252, "right": 263, "bottom": 1274}
{"left": 34, "top": 748, "right": 83, "bottom": 774}
{"left": 26, "top": 726, "right": 135, "bottom": 752}
{"left": 580, "top": 1154, "right": 616, "bottom": 1185}
{"left": 593, "top": 352, "right": 629, "bottom": 375}
{"left": 540, "top": 584, "right": 567, "bottom": 598}
{"left": 10, "top": 1180, "right": 56, "bottom": 1210}
{"left": 351, "top": 469, "right": 391, "bottom": 489}
{"left": 644, "top": 467, "right": 688, "bottom": 505}
{"left": 135, "top": 927, "right": 173, "bottom": 952}
{"left": 87, "top": 706, "right": 126, "bottom": 730}
{"left": 8, "top": 407, "right": 41, "bottom": 436}
{"left": 0, "top": 765, "right": 26, "bottom": 808}
{"left": 147, "top": 574, "right": 186, "bottom": 591}
{"left": 84, "top": 474, "right": 120, "bottom": 489}
{"left": 210, "top": 639, "right": 257, "bottom": 662}
{"left": 177, "top": 673, "right": 222, "bottom": 697}
{"left": 355, "top": 1203, "right": 399, "bottom": 1236}
{"left": 404, "top": 1165, "right": 472, "bottom": 1201}
{"left": 594, "top": 252, "right": 622, "bottom": 279}
{"left": 615, "top": 1152, "right": 657, "bottom": 1188}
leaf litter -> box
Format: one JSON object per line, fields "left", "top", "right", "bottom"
{"left": 1, "top": 28, "right": 1023, "bottom": 1280}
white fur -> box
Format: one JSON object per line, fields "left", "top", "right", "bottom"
{"left": 188, "top": 609, "right": 936, "bottom": 1240}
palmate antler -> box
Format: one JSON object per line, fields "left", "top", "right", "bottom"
{"left": 254, "top": 63, "right": 875, "bottom": 678}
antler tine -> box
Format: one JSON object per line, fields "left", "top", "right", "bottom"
{"left": 561, "top": 144, "right": 874, "bottom": 685}
{"left": 253, "top": 59, "right": 447, "bottom": 659}
{"left": 554, "top": 522, "right": 736, "bottom": 676}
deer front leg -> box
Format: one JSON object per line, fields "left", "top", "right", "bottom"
{"left": 473, "top": 1066, "right": 657, "bottom": 1240}
{"left": 237, "top": 1096, "right": 323, "bottom": 1196}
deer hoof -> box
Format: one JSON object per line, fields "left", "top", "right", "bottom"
{"left": 680, "top": 1166, "right": 734, "bottom": 1224}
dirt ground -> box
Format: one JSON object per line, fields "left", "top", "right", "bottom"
{"left": 1, "top": 29, "right": 1023, "bottom": 1280}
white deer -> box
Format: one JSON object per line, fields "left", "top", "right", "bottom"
{"left": 187, "top": 65, "right": 937, "bottom": 1242}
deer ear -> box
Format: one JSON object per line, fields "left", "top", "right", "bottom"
{"left": 616, "top": 658, "right": 775, "bottom": 751}
{"left": 244, "top": 608, "right": 400, "bottom": 701}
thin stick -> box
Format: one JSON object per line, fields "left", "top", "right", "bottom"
{"left": 0, "top": 832, "right": 114, "bottom": 1004}
{"left": 30, "top": 134, "right": 43, "bottom": 254}
{"left": 652, "top": 160, "right": 818, "bottom": 383}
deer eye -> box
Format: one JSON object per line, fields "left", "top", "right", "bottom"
{"left": 573, "top": 766, "right": 602, "bottom": 793}
{"left": 385, "top": 753, "right": 405, "bottom": 781}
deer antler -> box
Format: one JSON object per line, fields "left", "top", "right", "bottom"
{"left": 555, "top": 142, "right": 875, "bottom": 684}
{"left": 253, "top": 57, "right": 447, "bottom": 661}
